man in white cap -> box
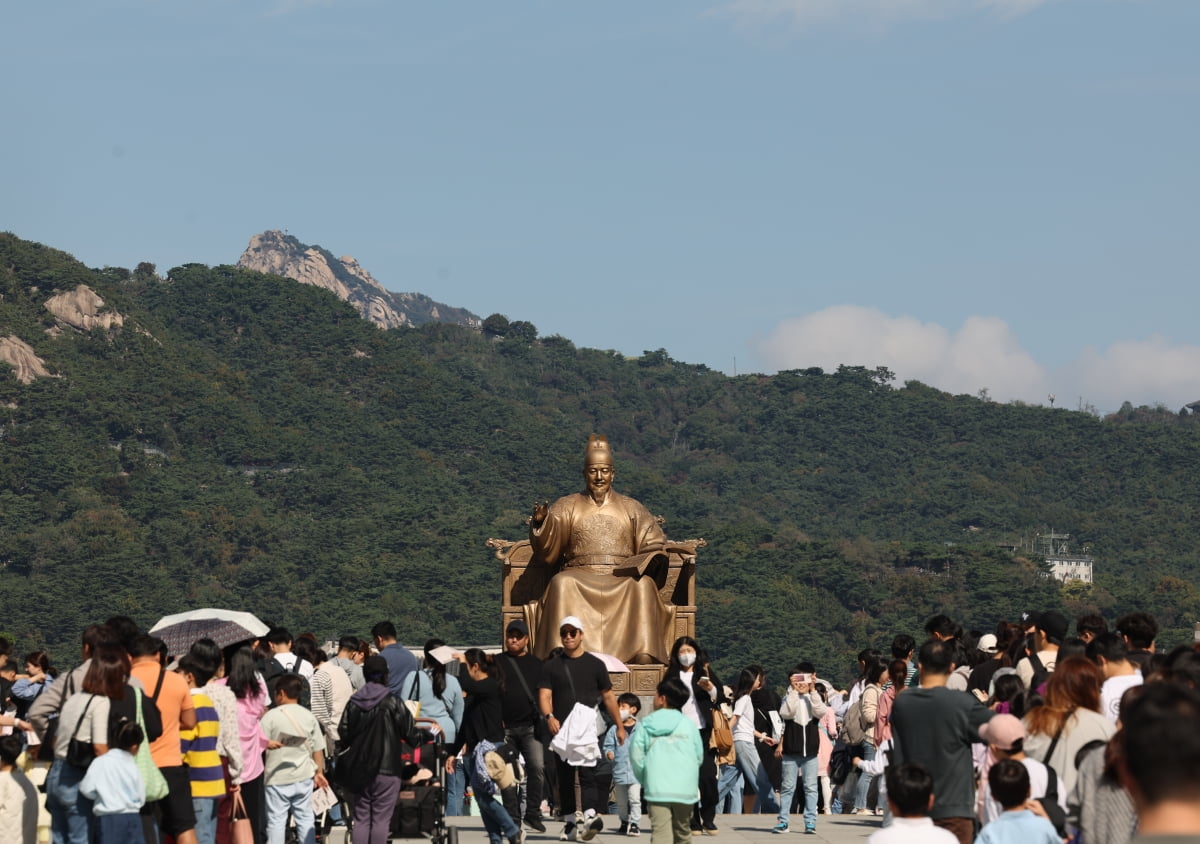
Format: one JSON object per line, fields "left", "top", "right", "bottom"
{"left": 539, "top": 616, "right": 625, "bottom": 842}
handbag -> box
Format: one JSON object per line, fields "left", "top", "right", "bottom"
{"left": 709, "top": 706, "right": 734, "bottom": 754}
{"left": 229, "top": 789, "right": 254, "bottom": 844}
{"left": 66, "top": 695, "right": 97, "bottom": 769}
{"left": 133, "top": 687, "right": 169, "bottom": 801}
{"left": 404, "top": 672, "right": 422, "bottom": 720}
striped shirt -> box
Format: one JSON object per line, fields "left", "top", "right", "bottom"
{"left": 181, "top": 690, "right": 225, "bottom": 798}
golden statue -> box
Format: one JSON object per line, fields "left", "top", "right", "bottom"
{"left": 512, "top": 435, "right": 693, "bottom": 665}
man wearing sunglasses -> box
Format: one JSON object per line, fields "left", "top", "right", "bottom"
{"left": 497, "top": 619, "right": 550, "bottom": 833}
{"left": 539, "top": 616, "right": 625, "bottom": 842}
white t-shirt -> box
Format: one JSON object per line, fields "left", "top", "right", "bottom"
{"left": 732, "top": 695, "right": 755, "bottom": 743}
{"left": 1100, "top": 672, "right": 1142, "bottom": 724}
{"left": 867, "top": 816, "right": 958, "bottom": 844}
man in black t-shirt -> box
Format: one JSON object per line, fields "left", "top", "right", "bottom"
{"left": 539, "top": 616, "right": 624, "bottom": 842}
{"left": 497, "top": 618, "right": 550, "bottom": 832}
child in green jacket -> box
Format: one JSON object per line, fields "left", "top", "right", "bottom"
{"left": 630, "top": 678, "right": 704, "bottom": 844}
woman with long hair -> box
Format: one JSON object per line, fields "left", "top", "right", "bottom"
{"left": 851, "top": 655, "right": 888, "bottom": 814}
{"left": 410, "top": 639, "right": 465, "bottom": 815}
{"left": 1022, "top": 656, "right": 1115, "bottom": 798}
{"left": 218, "top": 643, "right": 270, "bottom": 843}
{"left": 45, "top": 643, "right": 135, "bottom": 843}
{"left": 729, "top": 666, "right": 779, "bottom": 814}
{"left": 665, "top": 636, "right": 724, "bottom": 834}
{"left": 448, "top": 649, "right": 520, "bottom": 844}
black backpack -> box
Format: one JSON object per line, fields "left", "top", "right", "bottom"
{"left": 265, "top": 656, "right": 311, "bottom": 709}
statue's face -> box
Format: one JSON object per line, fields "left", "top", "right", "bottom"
{"left": 583, "top": 463, "right": 614, "bottom": 498}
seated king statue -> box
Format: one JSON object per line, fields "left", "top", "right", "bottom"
{"left": 524, "top": 434, "right": 676, "bottom": 665}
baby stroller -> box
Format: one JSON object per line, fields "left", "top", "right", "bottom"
{"left": 326, "top": 717, "right": 457, "bottom": 844}
{"left": 391, "top": 718, "right": 456, "bottom": 844}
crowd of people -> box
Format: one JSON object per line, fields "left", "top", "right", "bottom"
{"left": 0, "top": 607, "right": 1198, "bottom": 844}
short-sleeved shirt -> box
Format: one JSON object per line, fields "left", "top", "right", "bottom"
{"left": 54, "top": 692, "right": 110, "bottom": 759}
{"left": 130, "top": 660, "right": 195, "bottom": 768}
{"left": 542, "top": 652, "right": 611, "bottom": 722}
{"left": 497, "top": 652, "right": 548, "bottom": 728}
{"left": 890, "top": 685, "right": 993, "bottom": 820}
{"left": 260, "top": 703, "right": 324, "bottom": 786}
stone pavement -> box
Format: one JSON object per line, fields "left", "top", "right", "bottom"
{"left": 438, "top": 814, "right": 881, "bottom": 844}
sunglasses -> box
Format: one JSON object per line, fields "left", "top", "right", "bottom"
{"left": 506, "top": 631, "right": 527, "bottom": 639}
{"left": 559, "top": 628, "right": 581, "bottom": 638}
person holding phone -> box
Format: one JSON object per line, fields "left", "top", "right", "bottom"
{"left": 665, "top": 636, "right": 725, "bottom": 835}
{"left": 774, "top": 663, "right": 827, "bottom": 835}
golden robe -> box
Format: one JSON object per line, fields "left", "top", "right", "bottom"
{"left": 525, "top": 490, "right": 676, "bottom": 664}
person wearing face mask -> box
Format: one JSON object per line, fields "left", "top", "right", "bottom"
{"left": 665, "top": 637, "right": 725, "bottom": 835}
{"left": 603, "top": 693, "right": 643, "bottom": 836}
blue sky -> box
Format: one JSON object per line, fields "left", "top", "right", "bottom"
{"left": 4, "top": 0, "right": 1197, "bottom": 412}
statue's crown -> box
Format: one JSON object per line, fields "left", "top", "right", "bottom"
{"left": 584, "top": 434, "right": 612, "bottom": 466}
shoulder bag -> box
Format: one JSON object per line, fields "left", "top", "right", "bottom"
{"left": 404, "top": 671, "right": 422, "bottom": 720}
{"left": 502, "top": 654, "right": 552, "bottom": 745}
{"left": 66, "top": 695, "right": 97, "bottom": 769}
{"left": 133, "top": 686, "right": 170, "bottom": 801}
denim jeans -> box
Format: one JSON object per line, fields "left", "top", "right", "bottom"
{"left": 777, "top": 754, "right": 818, "bottom": 831}
{"left": 445, "top": 763, "right": 466, "bottom": 816}
{"left": 266, "top": 779, "right": 315, "bottom": 844}
{"left": 96, "top": 812, "right": 143, "bottom": 843}
{"left": 505, "top": 723, "right": 546, "bottom": 820}
{"left": 47, "top": 760, "right": 94, "bottom": 844}
{"left": 733, "top": 739, "right": 779, "bottom": 813}
{"left": 193, "top": 796, "right": 219, "bottom": 844}
{"left": 477, "top": 792, "right": 520, "bottom": 844}
{"left": 715, "top": 764, "right": 743, "bottom": 813}
{"left": 853, "top": 741, "right": 877, "bottom": 811}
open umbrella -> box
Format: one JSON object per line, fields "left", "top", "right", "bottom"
{"left": 149, "top": 608, "right": 270, "bottom": 657}
{"left": 590, "top": 652, "right": 631, "bottom": 673}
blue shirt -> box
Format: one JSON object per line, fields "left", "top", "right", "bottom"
{"left": 603, "top": 720, "right": 638, "bottom": 784}
{"left": 406, "top": 669, "right": 463, "bottom": 743}
{"left": 380, "top": 643, "right": 419, "bottom": 701}
{"left": 975, "top": 809, "right": 1061, "bottom": 844}
{"left": 78, "top": 749, "right": 145, "bottom": 815}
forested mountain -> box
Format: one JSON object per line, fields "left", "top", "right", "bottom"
{"left": 2, "top": 232, "right": 1197, "bottom": 685}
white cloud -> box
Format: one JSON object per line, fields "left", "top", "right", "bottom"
{"left": 755, "top": 305, "right": 1200, "bottom": 412}
{"left": 717, "top": 0, "right": 1054, "bottom": 31}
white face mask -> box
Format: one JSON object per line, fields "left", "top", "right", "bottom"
{"left": 679, "top": 652, "right": 697, "bottom": 668}
{"left": 618, "top": 708, "right": 631, "bottom": 721}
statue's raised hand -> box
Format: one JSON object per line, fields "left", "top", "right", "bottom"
{"left": 530, "top": 501, "right": 549, "bottom": 526}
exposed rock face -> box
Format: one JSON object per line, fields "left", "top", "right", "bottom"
{"left": 44, "top": 286, "right": 125, "bottom": 332}
{"left": 236, "top": 231, "right": 480, "bottom": 331}
{"left": 0, "top": 336, "right": 54, "bottom": 383}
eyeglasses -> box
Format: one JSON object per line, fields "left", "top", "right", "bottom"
{"left": 559, "top": 628, "right": 581, "bottom": 638}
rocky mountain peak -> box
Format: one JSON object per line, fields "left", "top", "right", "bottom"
{"left": 236, "top": 231, "right": 479, "bottom": 331}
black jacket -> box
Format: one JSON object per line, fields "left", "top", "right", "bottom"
{"left": 335, "top": 682, "right": 422, "bottom": 792}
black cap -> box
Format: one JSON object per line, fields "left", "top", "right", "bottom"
{"left": 506, "top": 619, "right": 529, "bottom": 636}
{"left": 1038, "top": 611, "right": 1069, "bottom": 643}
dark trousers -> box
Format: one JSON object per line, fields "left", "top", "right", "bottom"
{"left": 556, "top": 762, "right": 598, "bottom": 818}
{"left": 691, "top": 729, "right": 717, "bottom": 828}
{"left": 504, "top": 724, "right": 546, "bottom": 821}
{"left": 352, "top": 774, "right": 403, "bottom": 844}
{"left": 97, "top": 812, "right": 144, "bottom": 843}
{"left": 239, "top": 773, "right": 267, "bottom": 844}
